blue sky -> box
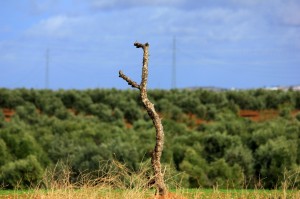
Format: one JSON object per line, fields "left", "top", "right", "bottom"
{"left": 0, "top": 0, "right": 299, "bottom": 90}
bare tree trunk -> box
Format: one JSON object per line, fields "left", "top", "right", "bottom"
{"left": 119, "top": 42, "right": 167, "bottom": 196}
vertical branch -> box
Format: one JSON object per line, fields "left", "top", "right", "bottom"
{"left": 118, "top": 42, "right": 167, "bottom": 196}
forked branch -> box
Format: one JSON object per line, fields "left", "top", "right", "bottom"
{"left": 118, "top": 42, "right": 167, "bottom": 196}
{"left": 118, "top": 70, "right": 140, "bottom": 89}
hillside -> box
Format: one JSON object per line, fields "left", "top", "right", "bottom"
{"left": 1, "top": 88, "right": 300, "bottom": 189}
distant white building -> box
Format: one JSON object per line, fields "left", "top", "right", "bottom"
{"left": 293, "top": 86, "right": 300, "bottom": 91}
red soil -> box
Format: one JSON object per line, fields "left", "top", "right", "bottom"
{"left": 187, "top": 113, "right": 208, "bottom": 125}
{"left": 239, "top": 109, "right": 279, "bottom": 121}
{"left": 2, "top": 108, "right": 15, "bottom": 122}
{"left": 2, "top": 108, "right": 299, "bottom": 124}
{"left": 124, "top": 119, "right": 133, "bottom": 129}
{"left": 292, "top": 110, "right": 300, "bottom": 117}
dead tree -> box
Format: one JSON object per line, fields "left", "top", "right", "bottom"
{"left": 119, "top": 42, "right": 167, "bottom": 196}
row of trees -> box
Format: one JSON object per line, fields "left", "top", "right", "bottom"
{"left": 1, "top": 88, "right": 300, "bottom": 189}
{"left": 1, "top": 88, "right": 300, "bottom": 120}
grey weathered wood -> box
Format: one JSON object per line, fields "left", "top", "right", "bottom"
{"left": 119, "top": 42, "right": 167, "bottom": 196}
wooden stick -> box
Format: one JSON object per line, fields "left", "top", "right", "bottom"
{"left": 119, "top": 42, "right": 167, "bottom": 196}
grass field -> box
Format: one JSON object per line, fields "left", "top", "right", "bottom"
{"left": 1, "top": 160, "right": 300, "bottom": 198}
{"left": 1, "top": 188, "right": 300, "bottom": 199}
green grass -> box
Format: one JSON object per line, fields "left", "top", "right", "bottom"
{"left": 0, "top": 189, "right": 32, "bottom": 195}
{"left": 177, "top": 188, "right": 300, "bottom": 198}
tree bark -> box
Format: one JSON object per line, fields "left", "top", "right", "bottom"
{"left": 119, "top": 42, "right": 167, "bottom": 196}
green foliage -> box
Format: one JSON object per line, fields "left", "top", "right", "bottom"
{"left": 0, "top": 109, "right": 4, "bottom": 120}
{"left": 296, "top": 113, "right": 300, "bottom": 122}
{"left": 15, "top": 103, "right": 39, "bottom": 124}
{"left": 279, "top": 105, "right": 292, "bottom": 119}
{"left": 208, "top": 158, "right": 244, "bottom": 188}
{"left": 0, "top": 89, "right": 25, "bottom": 108}
{"left": 180, "top": 147, "right": 209, "bottom": 188}
{"left": 224, "top": 145, "right": 254, "bottom": 175}
{"left": 0, "top": 88, "right": 300, "bottom": 189}
{"left": 0, "top": 155, "right": 43, "bottom": 189}
{"left": 0, "top": 138, "right": 11, "bottom": 166}
{"left": 201, "top": 132, "right": 241, "bottom": 163}
{"left": 255, "top": 137, "right": 297, "bottom": 188}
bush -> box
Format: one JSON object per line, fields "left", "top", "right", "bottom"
{"left": 15, "top": 103, "right": 38, "bottom": 124}
{"left": 208, "top": 158, "right": 244, "bottom": 188}
{"left": 296, "top": 113, "right": 300, "bottom": 122}
{"left": 201, "top": 132, "right": 241, "bottom": 162}
{"left": 224, "top": 145, "right": 254, "bottom": 176}
{"left": 0, "top": 155, "right": 43, "bottom": 188}
{"left": 0, "top": 139, "right": 11, "bottom": 166}
{"left": 255, "top": 137, "right": 297, "bottom": 188}
{"left": 179, "top": 148, "right": 209, "bottom": 188}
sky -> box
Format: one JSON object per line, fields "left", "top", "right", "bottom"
{"left": 0, "top": 0, "right": 299, "bottom": 90}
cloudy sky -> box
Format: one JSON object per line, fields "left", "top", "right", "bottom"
{"left": 0, "top": 0, "right": 299, "bottom": 89}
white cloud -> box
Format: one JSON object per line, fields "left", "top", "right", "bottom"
{"left": 229, "top": 0, "right": 269, "bottom": 6}
{"left": 29, "top": 0, "right": 59, "bottom": 15}
{"left": 279, "top": 1, "right": 300, "bottom": 26}
{"left": 25, "top": 15, "right": 84, "bottom": 39}
{"left": 197, "top": 7, "right": 250, "bottom": 24}
{"left": 229, "top": 0, "right": 300, "bottom": 26}
{"left": 87, "top": 0, "right": 184, "bottom": 10}
{"left": 21, "top": 1, "right": 300, "bottom": 58}
{"left": 22, "top": 2, "right": 268, "bottom": 45}
{"left": 149, "top": 7, "right": 257, "bottom": 42}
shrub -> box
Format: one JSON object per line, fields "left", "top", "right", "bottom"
{"left": 0, "top": 155, "right": 43, "bottom": 188}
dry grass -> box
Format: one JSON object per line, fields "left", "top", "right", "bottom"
{"left": 31, "top": 160, "right": 156, "bottom": 199}
{"left": 1, "top": 161, "right": 300, "bottom": 199}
